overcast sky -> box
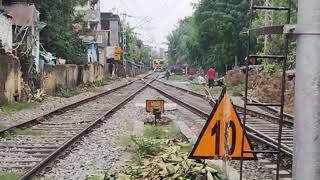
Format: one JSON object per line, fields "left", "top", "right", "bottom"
{"left": 101, "top": 0, "right": 196, "bottom": 49}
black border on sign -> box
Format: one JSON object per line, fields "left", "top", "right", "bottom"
{"left": 146, "top": 100, "right": 165, "bottom": 113}
{"left": 188, "top": 87, "right": 257, "bottom": 160}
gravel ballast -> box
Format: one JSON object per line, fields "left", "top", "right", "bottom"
{"left": 0, "top": 76, "right": 144, "bottom": 128}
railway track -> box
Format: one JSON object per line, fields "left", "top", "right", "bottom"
{"left": 149, "top": 80, "right": 294, "bottom": 156}
{"left": 245, "top": 98, "right": 294, "bottom": 122}
{"left": 0, "top": 73, "right": 156, "bottom": 179}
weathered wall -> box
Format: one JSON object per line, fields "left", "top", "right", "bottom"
{"left": 0, "top": 51, "right": 22, "bottom": 104}
{"left": 42, "top": 63, "right": 109, "bottom": 94}
{"left": 110, "top": 21, "right": 120, "bottom": 46}
{"left": 42, "top": 64, "right": 79, "bottom": 94}
{"left": 0, "top": 13, "right": 13, "bottom": 53}
{"left": 81, "top": 63, "right": 108, "bottom": 83}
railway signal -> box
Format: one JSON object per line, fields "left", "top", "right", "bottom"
{"left": 189, "top": 90, "right": 256, "bottom": 160}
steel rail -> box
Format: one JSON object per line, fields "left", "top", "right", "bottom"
{"left": 0, "top": 73, "right": 153, "bottom": 136}
{"left": 150, "top": 81, "right": 294, "bottom": 155}
{"left": 245, "top": 97, "right": 294, "bottom": 122}
{"left": 19, "top": 79, "right": 155, "bottom": 180}
{"left": 156, "top": 80, "right": 294, "bottom": 127}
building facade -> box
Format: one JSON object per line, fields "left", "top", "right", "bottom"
{"left": 0, "top": 10, "right": 13, "bottom": 53}
{"left": 3, "top": 3, "right": 41, "bottom": 72}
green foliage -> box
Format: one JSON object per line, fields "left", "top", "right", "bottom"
{"left": 36, "top": 0, "right": 86, "bottom": 64}
{"left": 86, "top": 80, "right": 108, "bottom": 87}
{"left": 0, "top": 102, "right": 33, "bottom": 114}
{"left": 167, "top": 0, "right": 298, "bottom": 71}
{"left": 167, "top": 0, "right": 249, "bottom": 72}
{"left": 144, "top": 124, "right": 182, "bottom": 140}
{"left": 54, "top": 85, "right": 78, "bottom": 98}
{"left": 131, "top": 137, "right": 163, "bottom": 158}
{"left": 0, "top": 171, "right": 21, "bottom": 180}
{"left": 187, "top": 83, "right": 222, "bottom": 97}
{"left": 260, "top": 61, "right": 279, "bottom": 75}
{"left": 122, "top": 23, "right": 153, "bottom": 63}
{"left": 226, "top": 84, "right": 244, "bottom": 96}
{"left": 250, "top": 0, "right": 298, "bottom": 67}
{"left": 10, "top": 128, "right": 47, "bottom": 136}
{"left": 85, "top": 174, "right": 105, "bottom": 180}
{"left": 0, "top": 123, "right": 6, "bottom": 131}
{"left": 168, "top": 75, "right": 187, "bottom": 82}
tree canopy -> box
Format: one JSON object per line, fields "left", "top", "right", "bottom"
{"left": 167, "top": 0, "right": 298, "bottom": 72}
{"left": 167, "top": 0, "right": 249, "bottom": 72}
{"left": 36, "top": 0, "right": 86, "bottom": 64}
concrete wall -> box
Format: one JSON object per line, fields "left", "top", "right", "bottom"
{"left": 42, "top": 63, "right": 109, "bottom": 94}
{"left": 0, "top": 13, "right": 13, "bottom": 53}
{"left": 81, "top": 63, "right": 108, "bottom": 83}
{"left": 0, "top": 51, "right": 22, "bottom": 104}
{"left": 42, "top": 64, "right": 79, "bottom": 94}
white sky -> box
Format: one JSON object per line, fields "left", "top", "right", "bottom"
{"left": 101, "top": 0, "right": 196, "bottom": 49}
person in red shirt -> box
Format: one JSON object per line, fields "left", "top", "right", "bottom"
{"left": 207, "top": 66, "right": 215, "bottom": 88}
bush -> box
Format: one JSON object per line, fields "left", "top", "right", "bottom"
{"left": 132, "top": 137, "right": 163, "bottom": 157}
{"left": 55, "top": 85, "right": 77, "bottom": 98}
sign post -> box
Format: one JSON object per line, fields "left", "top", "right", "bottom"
{"left": 189, "top": 89, "right": 256, "bottom": 160}
{"left": 114, "top": 46, "right": 121, "bottom": 61}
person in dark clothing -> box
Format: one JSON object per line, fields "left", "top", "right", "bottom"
{"left": 165, "top": 70, "right": 170, "bottom": 80}
{"left": 207, "top": 66, "right": 215, "bottom": 88}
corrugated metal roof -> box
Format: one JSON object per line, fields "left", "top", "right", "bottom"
{"left": 4, "top": 4, "right": 38, "bottom": 26}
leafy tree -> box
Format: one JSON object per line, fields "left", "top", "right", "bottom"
{"left": 167, "top": 0, "right": 298, "bottom": 72}
{"left": 194, "top": 0, "right": 249, "bottom": 71}
{"left": 122, "top": 23, "right": 153, "bottom": 64}
{"left": 36, "top": 0, "right": 86, "bottom": 64}
{"left": 167, "top": 0, "right": 249, "bottom": 72}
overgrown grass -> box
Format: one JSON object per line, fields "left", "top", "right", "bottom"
{"left": 0, "top": 171, "right": 21, "bottom": 180}
{"left": 143, "top": 123, "right": 183, "bottom": 140}
{"left": 226, "top": 84, "right": 245, "bottom": 96}
{"left": 0, "top": 102, "right": 33, "bottom": 114}
{"left": 187, "top": 83, "right": 222, "bottom": 97}
{"left": 85, "top": 174, "right": 105, "bottom": 180}
{"left": 86, "top": 80, "right": 108, "bottom": 87}
{"left": 10, "top": 128, "right": 47, "bottom": 136}
{"left": 0, "top": 123, "right": 6, "bottom": 131}
{"left": 120, "top": 123, "right": 185, "bottom": 164}
{"left": 131, "top": 137, "right": 163, "bottom": 158}
{"left": 54, "top": 85, "right": 78, "bottom": 98}
{"left": 168, "top": 75, "right": 187, "bottom": 82}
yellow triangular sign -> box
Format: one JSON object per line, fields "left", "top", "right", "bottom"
{"left": 189, "top": 89, "right": 256, "bottom": 160}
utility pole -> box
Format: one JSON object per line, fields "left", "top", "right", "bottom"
{"left": 293, "top": 0, "right": 320, "bottom": 179}
{"left": 122, "top": 13, "right": 128, "bottom": 74}
{"left": 264, "top": 0, "right": 273, "bottom": 54}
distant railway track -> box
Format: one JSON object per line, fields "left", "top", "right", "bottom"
{"left": 245, "top": 98, "right": 294, "bottom": 122}
{"left": 0, "top": 73, "right": 155, "bottom": 180}
{"left": 149, "top": 80, "right": 294, "bottom": 156}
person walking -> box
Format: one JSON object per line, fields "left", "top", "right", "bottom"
{"left": 207, "top": 66, "right": 215, "bottom": 88}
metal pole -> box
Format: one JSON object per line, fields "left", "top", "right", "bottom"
{"left": 293, "top": 0, "right": 320, "bottom": 179}
{"left": 240, "top": 1, "right": 254, "bottom": 179}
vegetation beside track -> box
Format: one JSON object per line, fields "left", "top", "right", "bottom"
{"left": 9, "top": 128, "right": 47, "bottom": 136}
{"left": 0, "top": 171, "right": 21, "bottom": 180}
{"left": 0, "top": 102, "right": 34, "bottom": 115}
{"left": 54, "top": 85, "right": 79, "bottom": 98}
{"left": 89, "top": 123, "right": 223, "bottom": 180}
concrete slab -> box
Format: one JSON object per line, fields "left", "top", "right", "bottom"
{"left": 174, "top": 120, "right": 198, "bottom": 143}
